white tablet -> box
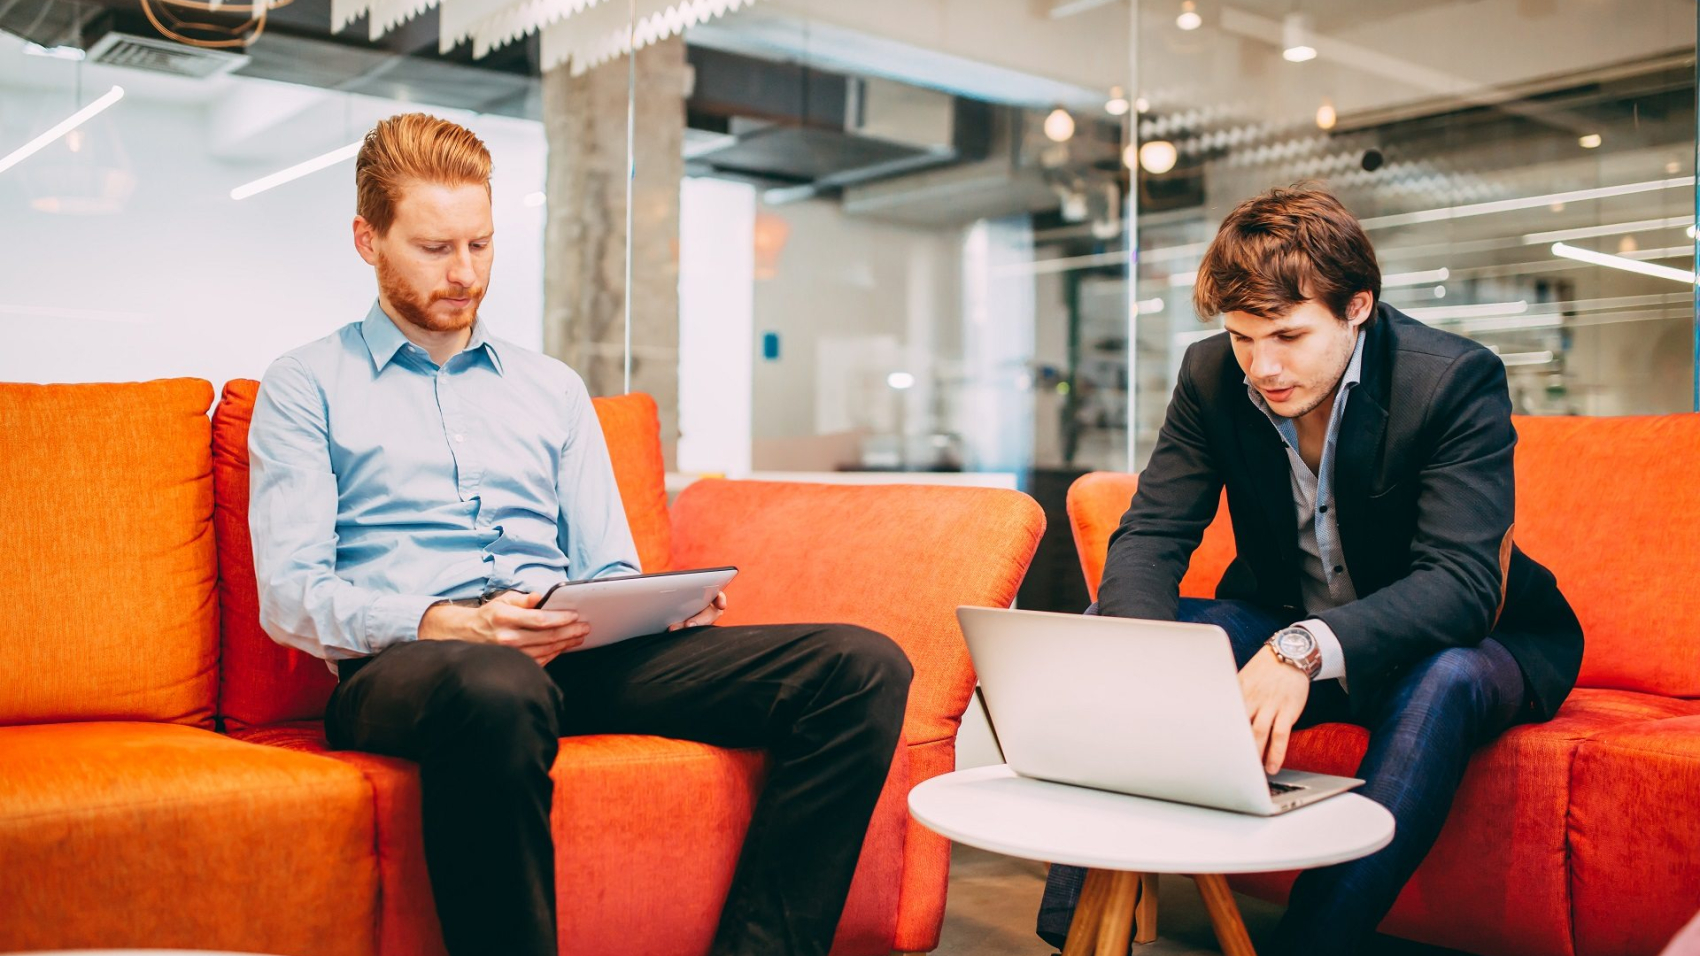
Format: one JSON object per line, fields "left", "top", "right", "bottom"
{"left": 536, "top": 566, "right": 739, "bottom": 652}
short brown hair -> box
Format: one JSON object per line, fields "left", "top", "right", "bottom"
{"left": 1192, "top": 183, "right": 1381, "bottom": 326}
{"left": 355, "top": 112, "right": 492, "bottom": 236}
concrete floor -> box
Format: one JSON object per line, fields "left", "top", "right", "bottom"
{"left": 931, "top": 844, "right": 1470, "bottom": 956}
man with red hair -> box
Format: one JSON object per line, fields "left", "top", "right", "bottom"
{"left": 248, "top": 113, "right": 912, "bottom": 956}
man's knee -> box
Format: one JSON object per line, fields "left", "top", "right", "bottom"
{"left": 430, "top": 643, "right": 562, "bottom": 768}
{"left": 809, "top": 624, "right": 913, "bottom": 738}
{"left": 1400, "top": 646, "right": 1508, "bottom": 727}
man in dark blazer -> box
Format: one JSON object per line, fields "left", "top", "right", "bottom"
{"left": 1037, "top": 183, "right": 1583, "bottom": 955}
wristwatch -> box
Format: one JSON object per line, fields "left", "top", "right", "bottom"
{"left": 1267, "top": 625, "right": 1322, "bottom": 679}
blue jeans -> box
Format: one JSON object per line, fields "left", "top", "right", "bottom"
{"left": 1036, "top": 599, "right": 1528, "bottom": 956}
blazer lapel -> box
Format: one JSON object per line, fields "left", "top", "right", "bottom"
{"left": 1335, "top": 311, "right": 1393, "bottom": 575}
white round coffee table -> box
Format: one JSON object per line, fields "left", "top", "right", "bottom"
{"left": 909, "top": 765, "right": 1394, "bottom": 956}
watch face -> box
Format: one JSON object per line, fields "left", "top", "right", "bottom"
{"left": 1277, "top": 629, "right": 1316, "bottom": 657}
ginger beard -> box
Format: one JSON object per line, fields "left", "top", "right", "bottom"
{"left": 376, "top": 249, "right": 485, "bottom": 334}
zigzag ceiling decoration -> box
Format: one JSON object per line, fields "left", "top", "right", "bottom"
{"left": 329, "top": 0, "right": 756, "bottom": 66}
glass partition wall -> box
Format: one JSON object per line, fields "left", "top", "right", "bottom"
{"left": 3, "top": 0, "right": 1696, "bottom": 614}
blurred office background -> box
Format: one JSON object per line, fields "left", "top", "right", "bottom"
{"left": 2, "top": 0, "right": 1695, "bottom": 613}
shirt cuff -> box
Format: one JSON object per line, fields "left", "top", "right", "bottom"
{"left": 364, "top": 593, "right": 439, "bottom": 653}
{"left": 1298, "top": 618, "right": 1348, "bottom": 689}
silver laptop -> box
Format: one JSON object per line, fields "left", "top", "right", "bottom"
{"left": 957, "top": 606, "right": 1362, "bottom": 816}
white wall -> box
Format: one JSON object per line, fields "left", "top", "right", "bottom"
{"left": 0, "top": 45, "right": 546, "bottom": 391}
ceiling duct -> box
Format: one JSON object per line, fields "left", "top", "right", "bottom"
{"left": 683, "top": 46, "right": 992, "bottom": 202}
{"left": 86, "top": 30, "right": 251, "bottom": 78}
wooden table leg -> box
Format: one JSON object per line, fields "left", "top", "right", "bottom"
{"left": 1134, "top": 872, "right": 1160, "bottom": 945}
{"left": 1061, "top": 868, "right": 1160, "bottom": 955}
{"left": 1062, "top": 868, "right": 1113, "bottom": 956}
{"left": 1094, "top": 870, "right": 1141, "bottom": 956}
{"left": 1192, "top": 874, "right": 1256, "bottom": 956}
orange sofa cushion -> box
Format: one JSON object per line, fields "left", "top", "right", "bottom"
{"left": 0, "top": 379, "right": 219, "bottom": 728}
{"left": 214, "top": 381, "right": 677, "bottom": 730}
{"left": 1510, "top": 414, "right": 1700, "bottom": 698}
{"left": 0, "top": 722, "right": 377, "bottom": 955}
{"left": 234, "top": 723, "right": 910, "bottom": 956}
{"left": 669, "top": 479, "right": 1045, "bottom": 748}
{"left": 1570, "top": 714, "right": 1700, "bottom": 956}
{"left": 1231, "top": 689, "right": 1700, "bottom": 956}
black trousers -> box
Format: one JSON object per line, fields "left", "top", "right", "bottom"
{"left": 324, "top": 622, "right": 913, "bottom": 956}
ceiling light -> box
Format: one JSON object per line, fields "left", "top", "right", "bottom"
{"left": 1043, "top": 108, "right": 1076, "bottom": 143}
{"left": 1122, "top": 143, "right": 1138, "bottom": 169}
{"left": 1433, "top": 285, "right": 1446, "bottom": 298}
{"left": 1578, "top": 133, "right": 1602, "bottom": 149}
{"left": 1282, "top": 14, "right": 1318, "bottom": 62}
{"left": 1521, "top": 215, "right": 1694, "bottom": 245}
{"left": 1106, "top": 96, "right": 1130, "bottom": 116}
{"left": 887, "top": 372, "right": 916, "bottom": 390}
{"left": 0, "top": 85, "right": 124, "bottom": 177}
{"left": 1688, "top": 226, "right": 1696, "bottom": 239}
{"left": 523, "top": 191, "right": 547, "bottom": 207}
{"left": 1383, "top": 267, "right": 1449, "bottom": 287}
{"left": 1315, "top": 101, "right": 1337, "bottom": 130}
{"left": 1135, "top": 297, "right": 1166, "bottom": 315}
{"left": 1499, "top": 350, "right": 1556, "bottom": 367}
{"left": 1359, "top": 176, "right": 1694, "bottom": 229}
{"left": 231, "top": 140, "right": 362, "bottom": 200}
{"left": 1403, "top": 301, "right": 1529, "bottom": 322}
{"left": 1551, "top": 242, "right": 1696, "bottom": 284}
{"left": 1463, "top": 314, "right": 1563, "bottom": 334}
{"left": 1138, "top": 140, "right": 1178, "bottom": 174}
{"left": 1134, "top": 96, "right": 1151, "bottom": 114}
{"left": 1176, "top": 1, "right": 1202, "bottom": 30}
{"left": 23, "top": 42, "right": 85, "bottom": 61}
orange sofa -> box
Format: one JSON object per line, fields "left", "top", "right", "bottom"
{"left": 1067, "top": 414, "right": 1700, "bottom": 956}
{"left": 0, "top": 378, "right": 1046, "bottom": 956}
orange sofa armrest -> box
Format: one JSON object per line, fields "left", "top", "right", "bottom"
{"left": 1067, "top": 472, "right": 1235, "bottom": 602}
{"left": 669, "top": 479, "right": 1045, "bottom": 746}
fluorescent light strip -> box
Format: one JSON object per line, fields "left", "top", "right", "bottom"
{"left": 23, "top": 42, "right": 86, "bottom": 61}
{"left": 1359, "top": 177, "right": 1695, "bottom": 230}
{"left": 1134, "top": 297, "right": 1165, "bottom": 315}
{"left": 1550, "top": 242, "right": 1696, "bottom": 284}
{"left": 1522, "top": 216, "right": 1693, "bottom": 245}
{"left": 1382, "top": 267, "right": 1449, "bottom": 287}
{"left": 0, "top": 85, "right": 124, "bottom": 176}
{"left": 231, "top": 141, "right": 363, "bottom": 200}
{"left": 1403, "top": 300, "right": 1528, "bottom": 321}
{"left": 1462, "top": 314, "right": 1563, "bottom": 334}
{"left": 1500, "top": 350, "right": 1555, "bottom": 367}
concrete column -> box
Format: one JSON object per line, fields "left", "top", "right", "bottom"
{"left": 540, "top": 36, "right": 688, "bottom": 461}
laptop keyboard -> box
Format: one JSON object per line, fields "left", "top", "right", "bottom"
{"left": 1268, "top": 781, "right": 1306, "bottom": 796}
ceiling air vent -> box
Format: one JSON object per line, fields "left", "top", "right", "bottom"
{"left": 85, "top": 31, "right": 250, "bottom": 79}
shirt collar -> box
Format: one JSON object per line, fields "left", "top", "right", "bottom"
{"left": 359, "top": 299, "right": 504, "bottom": 375}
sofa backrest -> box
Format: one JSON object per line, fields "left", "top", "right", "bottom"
{"left": 669, "top": 479, "right": 1046, "bottom": 745}
{"left": 213, "top": 380, "right": 674, "bottom": 731}
{"left": 0, "top": 380, "right": 220, "bottom": 728}
{"left": 1066, "top": 413, "right": 1700, "bottom": 700}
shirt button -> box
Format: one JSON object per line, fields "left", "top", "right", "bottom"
{"left": 1319, "top": 505, "right": 1329, "bottom": 514}
{"left": 1333, "top": 566, "right": 1344, "bottom": 574}
{"left": 454, "top": 434, "right": 465, "bottom": 443}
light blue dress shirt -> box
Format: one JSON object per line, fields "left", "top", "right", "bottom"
{"left": 248, "top": 301, "right": 641, "bottom": 664}
{"left": 1245, "top": 329, "right": 1366, "bottom": 686}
